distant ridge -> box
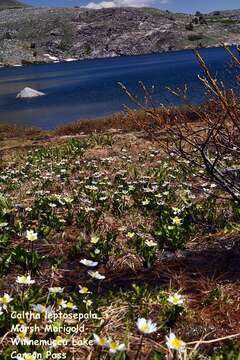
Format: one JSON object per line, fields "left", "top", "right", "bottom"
{"left": 0, "top": 0, "right": 27, "bottom": 10}
{"left": 0, "top": 6, "right": 239, "bottom": 66}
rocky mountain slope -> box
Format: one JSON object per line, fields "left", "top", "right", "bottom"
{"left": 0, "top": 0, "right": 27, "bottom": 10}
{"left": 0, "top": 6, "right": 240, "bottom": 66}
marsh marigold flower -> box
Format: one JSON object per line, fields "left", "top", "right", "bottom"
{"left": 88, "top": 270, "right": 105, "bottom": 280}
{"left": 93, "top": 334, "right": 108, "bottom": 347}
{"left": 32, "top": 304, "right": 46, "bottom": 313}
{"left": 79, "top": 285, "right": 91, "bottom": 294}
{"left": 16, "top": 275, "right": 35, "bottom": 285}
{"left": 127, "top": 232, "right": 135, "bottom": 238}
{"left": 107, "top": 338, "right": 126, "bottom": 355}
{"left": 17, "top": 354, "right": 36, "bottom": 360}
{"left": 136, "top": 318, "right": 157, "bottom": 334}
{"left": 145, "top": 239, "right": 158, "bottom": 247}
{"left": 90, "top": 235, "right": 99, "bottom": 244}
{"left": 0, "top": 293, "right": 13, "bottom": 309}
{"left": 83, "top": 299, "right": 93, "bottom": 307}
{"left": 167, "top": 293, "right": 185, "bottom": 306}
{"left": 52, "top": 336, "right": 65, "bottom": 348}
{"left": 48, "top": 287, "right": 64, "bottom": 294}
{"left": 66, "top": 301, "right": 77, "bottom": 310}
{"left": 26, "top": 229, "right": 38, "bottom": 242}
{"left": 80, "top": 259, "right": 98, "bottom": 267}
{"left": 166, "top": 332, "right": 186, "bottom": 352}
{"left": 172, "top": 216, "right": 182, "bottom": 225}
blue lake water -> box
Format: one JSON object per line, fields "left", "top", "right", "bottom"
{"left": 0, "top": 47, "right": 238, "bottom": 129}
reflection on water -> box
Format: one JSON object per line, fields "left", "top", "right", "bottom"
{"left": 0, "top": 47, "right": 235, "bottom": 129}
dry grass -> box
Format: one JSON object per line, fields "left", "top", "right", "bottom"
{"left": 53, "top": 105, "right": 203, "bottom": 137}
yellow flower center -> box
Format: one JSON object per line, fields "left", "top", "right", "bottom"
{"left": 141, "top": 323, "right": 150, "bottom": 333}
{"left": 170, "top": 338, "right": 185, "bottom": 350}
{"left": 67, "top": 302, "right": 74, "bottom": 309}
{"left": 172, "top": 296, "right": 180, "bottom": 304}
{"left": 91, "top": 236, "right": 99, "bottom": 244}
{"left": 109, "top": 341, "right": 118, "bottom": 350}
{"left": 173, "top": 217, "right": 181, "bottom": 225}
{"left": 127, "top": 232, "right": 135, "bottom": 238}
{"left": 0, "top": 295, "right": 9, "bottom": 304}
{"left": 55, "top": 336, "right": 63, "bottom": 345}
{"left": 18, "top": 331, "right": 27, "bottom": 339}
{"left": 25, "top": 355, "right": 35, "bottom": 360}
{"left": 99, "top": 337, "right": 106, "bottom": 346}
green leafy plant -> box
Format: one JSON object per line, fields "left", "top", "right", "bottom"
{"left": 0, "top": 246, "right": 44, "bottom": 275}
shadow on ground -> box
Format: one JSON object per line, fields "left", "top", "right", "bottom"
{"left": 62, "top": 236, "right": 240, "bottom": 293}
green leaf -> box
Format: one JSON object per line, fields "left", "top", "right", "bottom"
{"left": 153, "top": 352, "right": 164, "bottom": 360}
